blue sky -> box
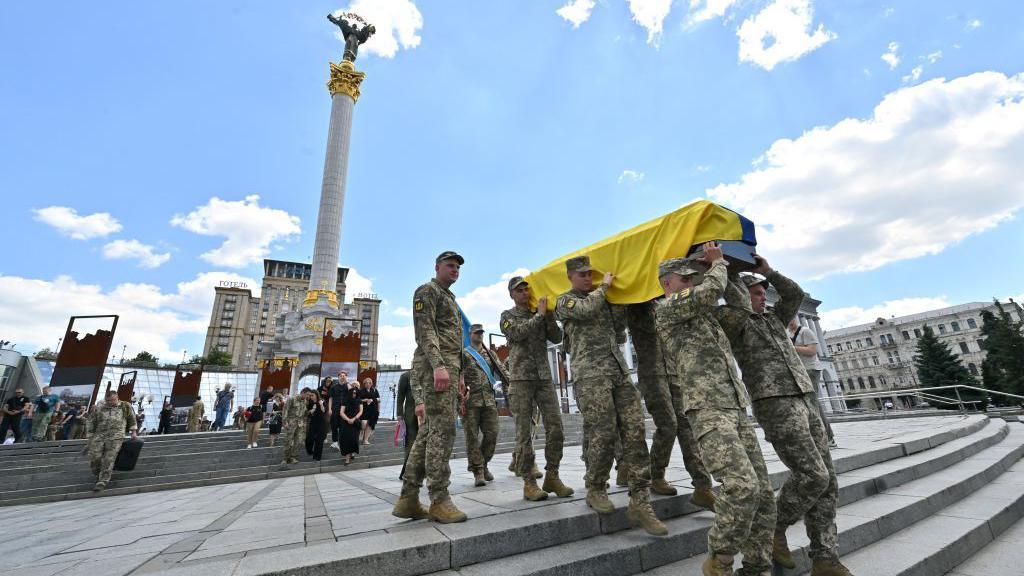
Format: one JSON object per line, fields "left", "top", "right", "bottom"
{"left": 1, "top": 1, "right": 1022, "bottom": 365}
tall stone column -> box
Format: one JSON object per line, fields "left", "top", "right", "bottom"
{"left": 304, "top": 60, "right": 366, "bottom": 308}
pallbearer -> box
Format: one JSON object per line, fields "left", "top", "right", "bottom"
{"left": 461, "top": 324, "right": 500, "bottom": 487}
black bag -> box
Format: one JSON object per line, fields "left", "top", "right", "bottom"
{"left": 114, "top": 438, "right": 143, "bottom": 471}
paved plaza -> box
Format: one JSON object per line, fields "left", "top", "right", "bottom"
{"left": 0, "top": 414, "right": 989, "bottom": 576}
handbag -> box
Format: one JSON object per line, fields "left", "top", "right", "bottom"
{"left": 394, "top": 419, "right": 406, "bottom": 447}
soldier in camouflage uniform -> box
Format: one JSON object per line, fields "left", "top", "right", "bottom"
{"left": 392, "top": 251, "right": 468, "bottom": 524}
{"left": 186, "top": 396, "right": 204, "bottom": 433}
{"left": 86, "top": 390, "right": 138, "bottom": 492}
{"left": 280, "top": 388, "right": 310, "bottom": 467}
{"left": 655, "top": 245, "right": 775, "bottom": 576}
{"left": 500, "top": 276, "right": 573, "bottom": 500}
{"left": 625, "top": 301, "right": 716, "bottom": 510}
{"left": 555, "top": 256, "right": 666, "bottom": 536}
{"left": 719, "top": 256, "right": 851, "bottom": 576}
{"left": 462, "top": 324, "right": 499, "bottom": 487}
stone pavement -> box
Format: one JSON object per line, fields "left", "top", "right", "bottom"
{"left": 0, "top": 415, "right": 985, "bottom": 576}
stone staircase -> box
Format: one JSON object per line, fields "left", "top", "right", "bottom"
{"left": 205, "top": 415, "right": 1024, "bottom": 576}
{"left": 0, "top": 415, "right": 586, "bottom": 507}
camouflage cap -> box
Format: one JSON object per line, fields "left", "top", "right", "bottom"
{"left": 658, "top": 257, "right": 700, "bottom": 278}
{"left": 565, "top": 255, "right": 593, "bottom": 273}
{"left": 507, "top": 276, "right": 528, "bottom": 292}
{"left": 470, "top": 323, "right": 485, "bottom": 333}
{"left": 435, "top": 250, "right": 465, "bottom": 265}
{"left": 740, "top": 273, "right": 769, "bottom": 288}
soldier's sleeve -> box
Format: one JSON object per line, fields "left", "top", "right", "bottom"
{"left": 716, "top": 272, "right": 753, "bottom": 340}
{"left": 692, "top": 260, "right": 728, "bottom": 308}
{"left": 412, "top": 285, "right": 446, "bottom": 371}
{"left": 410, "top": 366, "right": 424, "bottom": 406}
{"left": 122, "top": 402, "right": 137, "bottom": 431}
{"left": 767, "top": 269, "right": 805, "bottom": 325}
{"left": 611, "top": 304, "right": 628, "bottom": 344}
{"left": 554, "top": 284, "right": 609, "bottom": 322}
{"left": 544, "top": 313, "right": 563, "bottom": 344}
{"left": 500, "top": 309, "right": 544, "bottom": 343}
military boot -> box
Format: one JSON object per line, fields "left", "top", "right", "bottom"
{"left": 773, "top": 530, "right": 796, "bottom": 569}
{"left": 92, "top": 482, "right": 106, "bottom": 492}
{"left": 523, "top": 477, "right": 549, "bottom": 501}
{"left": 391, "top": 494, "right": 429, "bottom": 520}
{"left": 428, "top": 499, "right": 468, "bottom": 524}
{"left": 702, "top": 554, "right": 735, "bottom": 576}
{"left": 809, "top": 558, "right": 854, "bottom": 576}
{"left": 626, "top": 496, "right": 668, "bottom": 536}
{"left": 651, "top": 477, "right": 678, "bottom": 496}
{"left": 691, "top": 486, "right": 717, "bottom": 511}
{"left": 531, "top": 464, "right": 543, "bottom": 479}
{"left": 615, "top": 466, "right": 629, "bottom": 487}
{"left": 542, "top": 471, "right": 575, "bottom": 498}
{"left": 585, "top": 487, "right": 615, "bottom": 514}
{"left": 473, "top": 469, "right": 486, "bottom": 487}
{"left": 483, "top": 467, "right": 494, "bottom": 481}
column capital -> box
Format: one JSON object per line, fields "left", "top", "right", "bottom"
{"left": 327, "top": 60, "right": 366, "bottom": 102}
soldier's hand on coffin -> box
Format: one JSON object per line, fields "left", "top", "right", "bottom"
{"left": 537, "top": 297, "right": 548, "bottom": 315}
{"left": 697, "top": 241, "right": 723, "bottom": 264}
{"left": 433, "top": 366, "right": 450, "bottom": 392}
{"left": 752, "top": 254, "right": 772, "bottom": 276}
{"left": 603, "top": 271, "right": 614, "bottom": 286}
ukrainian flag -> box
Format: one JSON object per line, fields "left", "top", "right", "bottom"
{"left": 524, "top": 199, "right": 756, "bottom": 306}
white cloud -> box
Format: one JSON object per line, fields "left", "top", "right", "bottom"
{"left": 706, "top": 71, "right": 1024, "bottom": 280}
{"left": 902, "top": 65, "right": 922, "bottom": 84}
{"left": 0, "top": 271, "right": 255, "bottom": 363}
{"left": 627, "top": 0, "right": 674, "bottom": 44}
{"left": 170, "top": 195, "right": 301, "bottom": 268}
{"left": 459, "top": 269, "right": 531, "bottom": 336}
{"left": 696, "top": 164, "right": 712, "bottom": 172}
{"left": 926, "top": 50, "right": 943, "bottom": 64}
{"left": 883, "top": 7, "right": 894, "bottom": 17}
{"left": 820, "top": 297, "right": 952, "bottom": 331}
{"left": 102, "top": 239, "right": 171, "bottom": 269}
{"left": 881, "top": 41, "right": 900, "bottom": 69}
{"left": 618, "top": 169, "right": 645, "bottom": 184}
{"left": 737, "top": 0, "right": 836, "bottom": 71}
{"left": 376, "top": 324, "right": 416, "bottom": 367}
{"left": 333, "top": 0, "right": 422, "bottom": 59}
{"left": 967, "top": 19, "right": 983, "bottom": 29}
{"left": 556, "top": 0, "right": 597, "bottom": 28}
{"left": 687, "top": 0, "right": 740, "bottom": 25}
{"left": 344, "top": 267, "right": 375, "bottom": 301}
{"left": 392, "top": 307, "right": 413, "bottom": 318}
{"left": 33, "top": 206, "right": 122, "bottom": 240}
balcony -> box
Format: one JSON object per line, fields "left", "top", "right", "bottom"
{"left": 885, "top": 360, "right": 911, "bottom": 370}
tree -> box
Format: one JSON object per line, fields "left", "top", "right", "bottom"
{"left": 202, "top": 350, "right": 234, "bottom": 367}
{"left": 126, "top": 351, "right": 160, "bottom": 366}
{"left": 913, "top": 325, "right": 981, "bottom": 410}
{"left": 34, "top": 347, "right": 57, "bottom": 360}
{"left": 980, "top": 299, "right": 1024, "bottom": 403}
{"left": 186, "top": 354, "right": 205, "bottom": 365}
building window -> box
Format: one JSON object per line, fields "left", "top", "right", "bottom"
{"left": 856, "top": 339, "right": 862, "bottom": 349}
{"left": 977, "top": 339, "right": 986, "bottom": 351}
{"left": 968, "top": 363, "right": 978, "bottom": 375}
{"left": 827, "top": 344, "right": 833, "bottom": 354}
{"left": 886, "top": 351, "right": 894, "bottom": 364}
{"left": 951, "top": 321, "right": 960, "bottom": 331}
{"left": 902, "top": 330, "right": 910, "bottom": 340}
{"left": 858, "top": 377, "right": 866, "bottom": 389}
{"left": 871, "top": 355, "right": 880, "bottom": 366}
{"left": 847, "top": 378, "right": 854, "bottom": 390}
{"left": 959, "top": 342, "right": 970, "bottom": 354}
{"left": 846, "top": 342, "right": 852, "bottom": 351}
{"left": 879, "top": 375, "right": 887, "bottom": 387}
{"left": 865, "top": 337, "right": 874, "bottom": 346}
{"left": 841, "top": 360, "right": 849, "bottom": 369}
{"left": 967, "top": 318, "right": 977, "bottom": 329}
{"left": 868, "top": 376, "right": 876, "bottom": 388}
{"left": 914, "top": 328, "right": 922, "bottom": 338}
{"left": 938, "top": 324, "right": 946, "bottom": 334}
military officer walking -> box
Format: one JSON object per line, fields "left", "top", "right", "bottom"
{"left": 719, "top": 256, "right": 852, "bottom": 576}
{"left": 392, "top": 251, "right": 468, "bottom": 524}
{"left": 625, "top": 301, "right": 716, "bottom": 510}
{"left": 186, "top": 395, "right": 204, "bottom": 433}
{"left": 500, "top": 276, "right": 573, "bottom": 500}
{"left": 655, "top": 245, "right": 775, "bottom": 576}
{"left": 462, "top": 324, "right": 500, "bottom": 487}
{"left": 280, "top": 388, "right": 310, "bottom": 467}
{"left": 555, "top": 255, "right": 666, "bottom": 536}
{"left": 86, "top": 390, "right": 138, "bottom": 492}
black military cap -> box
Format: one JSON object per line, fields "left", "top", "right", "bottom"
{"left": 435, "top": 250, "right": 465, "bottom": 265}
{"left": 507, "top": 276, "right": 528, "bottom": 292}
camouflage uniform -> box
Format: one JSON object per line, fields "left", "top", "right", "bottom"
{"left": 500, "top": 304, "right": 565, "bottom": 475}
{"left": 720, "top": 270, "right": 839, "bottom": 561}
{"left": 402, "top": 277, "right": 464, "bottom": 505}
{"left": 85, "top": 401, "right": 134, "bottom": 486}
{"left": 281, "top": 394, "right": 308, "bottom": 464}
{"left": 555, "top": 278, "right": 652, "bottom": 500}
{"left": 656, "top": 259, "right": 774, "bottom": 572}
{"left": 186, "top": 400, "right": 204, "bottom": 433}
{"left": 625, "top": 302, "right": 712, "bottom": 489}
{"left": 462, "top": 344, "right": 498, "bottom": 474}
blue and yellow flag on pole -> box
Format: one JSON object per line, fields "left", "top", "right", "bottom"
{"left": 524, "top": 200, "right": 755, "bottom": 306}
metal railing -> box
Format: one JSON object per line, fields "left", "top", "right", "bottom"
{"left": 819, "top": 385, "right": 1024, "bottom": 417}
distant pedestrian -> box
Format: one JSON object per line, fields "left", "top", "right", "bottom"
{"left": 86, "top": 390, "right": 137, "bottom": 492}
{"left": 19, "top": 403, "right": 34, "bottom": 443}
{"left": 328, "top": 376, "right": 346, "bottom": 451}
{"left": 244, "top": 399, "right": 264, "bottom": 448}
{"left": 157, "top": 401, "right": 173, "bottom": 434}
{"left": 267, "top": 394, "right": 285, "bottom": 447}
{"left": 359, "top": 378, "right": 380, "bottom": 446}
{"left": 233, "top": 405, "right": 246, "bottom": 429}
{"left": 59, "top": 404, "right": 81, "bottom": 440}
{"left": 396, "top": 370, "right": 419, "bottom": 479}
{"left": 31, "top": 386, "right": 61, "bottom": 442}
{"left": 789, "top": 318, "right": 838, "bottom": 448}
{"left": 306, "top": 393, "right": 328, "bottom": 461}
{"left": 340, "top": 386, "right": 363, "bottom": 464}
{"left": 212, "top": 383, "right": 234, "bottom": 431}
{"left": 1, "top": 387, "right": 30, "bottom": 443}
{"left": 260, "top": 386, "right": 275, "bottom": 413}
{"left": 186, "top": 396, "right": 204, "bottom": 433}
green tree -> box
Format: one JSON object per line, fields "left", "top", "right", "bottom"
{"left": 980, "top": 300, "right": 1024, "bottom": 404}
{"left": 34, "top": 347, "right": 57, "bottom": 360}
{"left": 186, "top": 354, "right": 205, "bottom": 365}
{"left": 203, "top": 350, "right": 233, "bottom": 366}
{"left": 914, "top": 325, "right": 982, "bottom": 410}
{"left": 125, "top": 351, "right": 160, "bottom": 366}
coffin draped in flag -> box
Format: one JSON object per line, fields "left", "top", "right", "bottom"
{"left": 524, "top": 199, "right": 756, "bottom": 306}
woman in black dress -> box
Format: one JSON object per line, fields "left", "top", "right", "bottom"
{"left": 359, "top": 378, "right": 380, "bottom": 446}
{"left": 340, "top": 386, "right": 363, "bottom": 464}
{"left": 267, "top": 394, "right": 284, "bottom": 447}
{"left": 305, "top": 394, "right": 328, "bottom": 461}
{"left": 157, "top": 401, "right": 173, "bottom": 435}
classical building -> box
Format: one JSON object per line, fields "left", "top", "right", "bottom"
{"left": 824, "top": 301, "right": 1020, "bottom": 410}
{"left": 202, "top": 258, "right": 380, "bottom": 370}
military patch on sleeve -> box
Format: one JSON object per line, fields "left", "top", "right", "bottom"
{"left": 680, "top": 288, "right": 691, "bottom": 299}
{"left": 414, "top": 300, "right": 424, "bottom": 312}
{"left": 502, "top": 319, "right": 511, "bottom": 330}
{"left": 566, "top": 299, "right": 576, "bottom": 309}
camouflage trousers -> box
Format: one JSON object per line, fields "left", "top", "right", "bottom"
{"left": 402, "top": 362, "right": 461, "bottom": 505}
{"left": 753, "top": 393, "right": 838, "bottom": 560}
{"left": 510, "top": 379, "right": 564, "bottom": 475}
{"left": 688, "top": 408, "right": 774, "bottom": 571}
{"left": 636, "top": 374, "right": 712, "bottom": 489}
{"left": 463, "top": 399, "right": 498, "bottom": 473}
{"left": 576, "top": 375, "right": 651, "bottom": 496}
{"left": 282, "top": 423, "right": 306, "bottom": 462}
{"left": 88, "top": 436, "right": 124, "bottom": 485}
